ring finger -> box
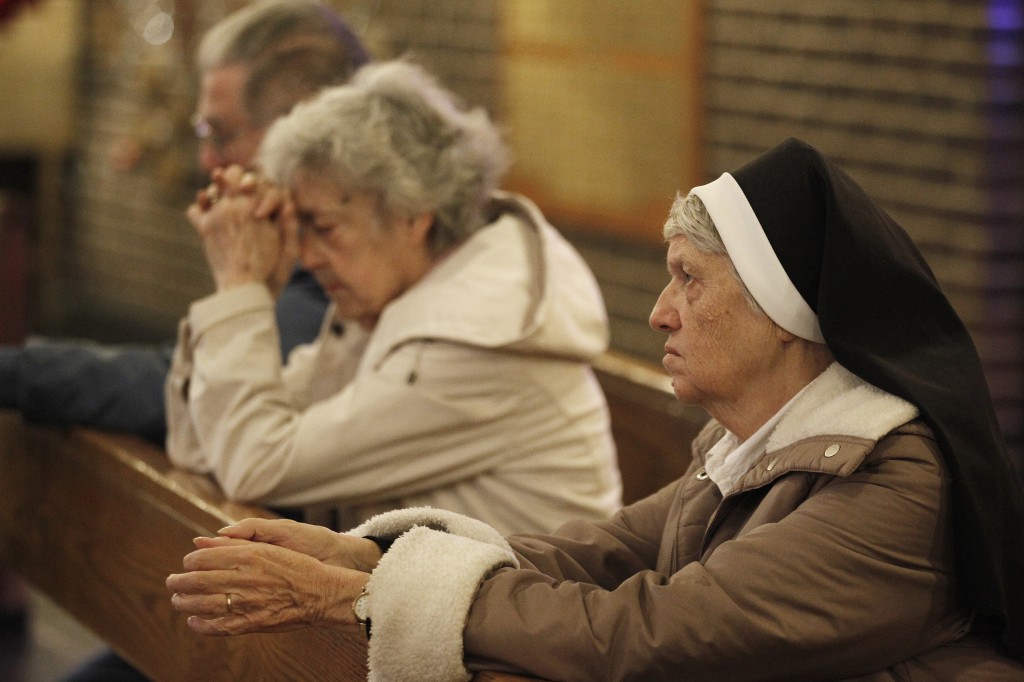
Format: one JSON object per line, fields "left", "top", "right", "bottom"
{"left": 171, "top": 591, "right": 240, "bottom": 617}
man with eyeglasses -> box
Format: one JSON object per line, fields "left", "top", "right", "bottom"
{"left": 0, "top": 0, "right": 369, "bottom": 447}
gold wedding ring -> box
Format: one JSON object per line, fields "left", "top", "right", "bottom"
{"left": 225, "top": 593, "right": 234, "bottom": 614}
{"left": 207, "top": 185, "right": 220, "bottom": 205}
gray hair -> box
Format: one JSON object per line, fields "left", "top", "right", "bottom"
{"left": 663, "top": 191, "right": 764, "bottom": 315}
{"left": 259, "top": 60, "right": 511, "bottom": 256}
{"left": 197, "top": 0, "right": 370, "bottom": 126}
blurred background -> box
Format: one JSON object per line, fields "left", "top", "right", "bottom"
{"left": 0, "top": 0, "right": 1021, "bottom": 476}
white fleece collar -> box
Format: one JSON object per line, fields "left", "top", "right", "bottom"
{"left": 767, "top": 363, "right": 919, "bottom": 452}
{"left": 704, "top": 364, "right": 917, "bottom": 495}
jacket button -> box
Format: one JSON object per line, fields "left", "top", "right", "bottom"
{"left": 824, "top": 443, "right": 841, "bottom": 458}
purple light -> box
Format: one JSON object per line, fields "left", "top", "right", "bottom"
{"left": 989, "top": 36, "right": 1021, "bottom": 66}
{"left": 988, "top": 1, "right": 1023, "bottom": 66}
{"left": 988, "top": 0, "right": 1023, "bottom": 30}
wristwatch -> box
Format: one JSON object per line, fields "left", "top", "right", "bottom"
{"left": 352, "top": 585, "right": 371, "bottom": 638}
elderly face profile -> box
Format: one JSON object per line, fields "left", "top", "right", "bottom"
{"left": 193, "top": 63, "right": 268, "bottom": 172}
{"left": 649, "top": 191, "right": 833, "bottom": 440}
{"left": 650, "top": 233, "right": 790, "bottom": 428}
{"left": 192, "top": 0, "right": 369, "bottom": 173}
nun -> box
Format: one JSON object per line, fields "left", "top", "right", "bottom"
{"left": 168, "top": 138, "right": 1024, "bottom": 681}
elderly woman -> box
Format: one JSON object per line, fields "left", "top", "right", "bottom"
{"left": 167, "top": 139, "right": 1024, "bottom": 680}
{"left": 165, "top": 59, "right": 622, "bottom": 535}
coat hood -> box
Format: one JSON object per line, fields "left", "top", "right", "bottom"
{"left": 363, "top": 191, "right": 609, "bottom": 370}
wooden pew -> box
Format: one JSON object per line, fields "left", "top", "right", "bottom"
{"left": 0, "top": 353, "right": 704, "bottom": 681}
{"left": 0, "top": 412, "right": 545, "bottom": 681}
{"left": 0, "top": 410, "right": 369, "bottom": 681}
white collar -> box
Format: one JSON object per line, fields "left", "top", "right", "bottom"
{"left": 704, "top": 385, "right": 806, "bottom": 496}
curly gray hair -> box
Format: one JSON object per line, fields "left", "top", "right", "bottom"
{"left": 259, "top": 60, "right": 511, "bottom": 256}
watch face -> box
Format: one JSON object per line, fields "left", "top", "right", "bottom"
{"left": 354, "top": 592, "right": 370, "bottom": 621}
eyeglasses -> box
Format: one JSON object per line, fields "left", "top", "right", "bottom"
{"left": 191, "top": 113, "right": 254, "bottom": 152}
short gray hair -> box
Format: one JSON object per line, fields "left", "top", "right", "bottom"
{"left": 259, "top": 60, "right": 511, "bottom": 256}
{"left": 663, "top": 191, "right": 763, "bottom": 314}
{"left": 197, "top": 0, "right": 370, "bottom": 126}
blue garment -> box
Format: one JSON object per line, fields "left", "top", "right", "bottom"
{"left": 0, "top": 268, "right": 327, "bottom": 444}
{"left": 274, "top": 267, "right": 329, "bottom": 356}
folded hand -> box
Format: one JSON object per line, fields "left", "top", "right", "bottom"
{"left": 206, "top": 517, "right": 383, "bottom": 572}
{"left": 186, "top": 164, "right": 299, "bottom": 295}
{"left": 166, "top": 538, "right": 369, "bottom": 636}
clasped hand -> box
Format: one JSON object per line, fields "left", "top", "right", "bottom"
{"left": 166, "top": 518, "right": 381, "bottom": 636}
{"left": 187, "top": 165, "right": 298, "bottom": 296}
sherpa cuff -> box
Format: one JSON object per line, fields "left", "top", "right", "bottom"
{"left": 349, "top": 506, "right": 516, "bottom": 555}
{"left": 347, "top": 508, "right": 519, "bottom": 682}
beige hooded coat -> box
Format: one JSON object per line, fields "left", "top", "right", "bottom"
{"left": 165, "top": 191, "right": 621, "bottom": 534}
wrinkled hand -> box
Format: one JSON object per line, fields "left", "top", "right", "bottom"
{"left": 186, "top": 165, "right": 299, "bottom": 295}
{"left": 202, "top": 517, "right": 383, "bottom": 572}
{"left": 166, "top": 539, "right": 369, "bottom": 636}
